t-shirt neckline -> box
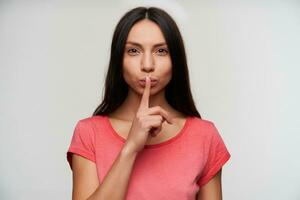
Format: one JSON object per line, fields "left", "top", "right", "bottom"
{"left": 103, "top": 115, "right": 191, "bottom": 149}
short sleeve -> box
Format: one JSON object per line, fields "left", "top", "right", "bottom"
{"left": 197, "top": 122, "right": 231, "bottom": 187}
{"left": 66, "top": 119, "right": 96, "bottom": 170}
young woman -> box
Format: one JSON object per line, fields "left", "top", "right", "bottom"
{"left": 67, "top": 6, "right": 231, "bottom": 200}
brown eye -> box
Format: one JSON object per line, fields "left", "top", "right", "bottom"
{"left": 127, "top": 48, "right": 139, "bottom": 55}
{"left": 157, "top": 48, "right": 168, "bottom": 55}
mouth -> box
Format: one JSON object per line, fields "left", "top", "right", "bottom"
{"left": 138, "top": 79, "right": 158, "bottom": 87}
{"left": 139, "top": 76, "right": 158, "bottom": 82}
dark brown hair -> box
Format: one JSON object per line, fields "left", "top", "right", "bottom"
{"left": 92, "top": 6, "right": 201, "bottom": 118}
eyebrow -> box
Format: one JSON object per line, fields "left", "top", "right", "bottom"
{"left": 125, "top": 41, "right": 167, "bottom": 48}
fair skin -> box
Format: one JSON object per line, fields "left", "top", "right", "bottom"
{"left": 197, "top": 169, "right": 223, "bottom": 200}
{"left": 71, "top": 19, "right": 223, "bottom": 199}
{"left": 109, "top": 18, "right": 187, "bottom": 144}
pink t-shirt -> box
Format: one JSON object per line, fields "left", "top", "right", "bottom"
{"left": 66, "top": 115, "right": 231, "bottom": 199}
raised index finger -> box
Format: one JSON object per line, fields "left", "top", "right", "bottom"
{"left": 139, "top": 76, "right": 151, "bottom": 109}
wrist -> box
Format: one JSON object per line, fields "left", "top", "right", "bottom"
{"left": 122, "top": 142, "right": 138, "bottom": 157}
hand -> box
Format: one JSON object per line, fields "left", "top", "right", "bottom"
{"left": 123, "top": 76, "right": 173, "bottom": 153}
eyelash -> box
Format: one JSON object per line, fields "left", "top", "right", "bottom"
{"left": 127, "top": 48, "right": 169, "bottom": 55}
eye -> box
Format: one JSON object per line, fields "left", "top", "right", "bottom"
{"left": 127, "top": 48, "right": 139, "bottom": 55}
{"left": 157, "top": 48, "right": 168, "bottom": 55}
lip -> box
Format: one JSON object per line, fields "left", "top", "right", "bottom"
{"left": 139, "top": 77, "right": 158, "bottom": 82}
{"left": 139, "top": 80, "right": 158, "bottom": 87}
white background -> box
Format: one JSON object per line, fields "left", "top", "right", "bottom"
{"left": 1, "top": 0, "right": 299, "bottom": 199}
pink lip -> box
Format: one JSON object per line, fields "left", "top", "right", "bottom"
{"left": 139, "top": 77, "right": 158, "bottom": 82}
{"left": 139, "top": 80, "right": 158, "bottom": 87}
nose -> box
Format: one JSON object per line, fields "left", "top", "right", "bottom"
{"left": 141, "top": 52, "right": 154, "bottom": 72}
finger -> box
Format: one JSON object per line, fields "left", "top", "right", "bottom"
{"left": 139, "top": 75, "right": 151, "bottom": 110}
{"left": 145, "top": 107, "right": 173, "bottom": 124}
{"left": 159, "top": 112, "right": 173, "bottom": 125}
{"left": 149, "top": 120, "right": 162, "bottom": 137}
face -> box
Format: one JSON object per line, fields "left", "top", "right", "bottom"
{"left": 122, "top": 19, "right": 172, "bottom": 95}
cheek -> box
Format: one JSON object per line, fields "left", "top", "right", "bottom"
{"left": 123, "top": 56, "right": 140, "bottom": 71}
{"left": 161, "top": 62, "right": 173, "bottom": 87}
{"left": 122, "top": 67, "right": 133, "bottom": 84}
{"left": 122, "top": 57, "right": 139, "bottom": 84}
{"left": 158, "top": 59, "right": 172, "bottom": 79}
{"left": 161, "top": 67, "right": 172, "bottom": 85}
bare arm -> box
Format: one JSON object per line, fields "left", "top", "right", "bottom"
{"left": 196, "top": 168, "right": 223, "bottom": 200}
{"left": 71, "top": 76, "right": 173, "bottom": 199}
{"left": 71, "top": 154, "right": 99, "bottom": 200}
{"left": 72, "top": 144, "right": 138, "bottom": 200}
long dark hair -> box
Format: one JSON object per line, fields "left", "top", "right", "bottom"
{"left": 92, "top": 6, "right": 201, "bottom": 118}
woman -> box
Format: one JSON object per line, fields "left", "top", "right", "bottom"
{"left": 67, "top": 6, "right": 231, "bottom": 200}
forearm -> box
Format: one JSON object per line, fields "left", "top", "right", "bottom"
{"left": 87, "top": 144, "right": 138, "bottom": 200}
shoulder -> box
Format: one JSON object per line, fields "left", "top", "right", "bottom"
{"left": 73, "top": 115, "right": 110, "bottom": 138}
{"left": 189, "top": 116, "right": 217, "bottom": 131}
{"left": 188, "top": 116, "right": 221, "bottom": 139}
{"left": 76, "top": 115, "right": 106, "bottom": 127}
{"left": 72, "top": 115, "right": 105, "bottom": 136}
{"left": 191, "top": 116, "right": 214, "bottom": 125}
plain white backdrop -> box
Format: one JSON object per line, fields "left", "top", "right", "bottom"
{"left": 1, "top": 0, "right": 299, "bottom": 199}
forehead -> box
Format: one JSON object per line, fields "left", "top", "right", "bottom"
{"left": 126, "top": 19, "right": 166, "bottom": 45}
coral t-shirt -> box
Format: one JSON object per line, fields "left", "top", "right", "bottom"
{"left": 66, "top": 115, "right": 231, "bottom": 199}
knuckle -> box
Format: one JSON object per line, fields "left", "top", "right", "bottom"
{"left": 158, "top": 115, "right": 163, "bottom": 121}
{"left": 136, "top": 111, "right": 145, "bottom": 118}
{"left": 137, "top": 115, "right": 144, "bottom": 123}
{"left": 159, "top": 107, "right": 167, "bottom": 114}
{"left": 141, "top": 122, "right": 148, "bottom": 129}
{"left": 154, "top": 106, "right": 161, "bottom": 111}
{"left": 137, "top": 109, "right": 144, "bottom": 115}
